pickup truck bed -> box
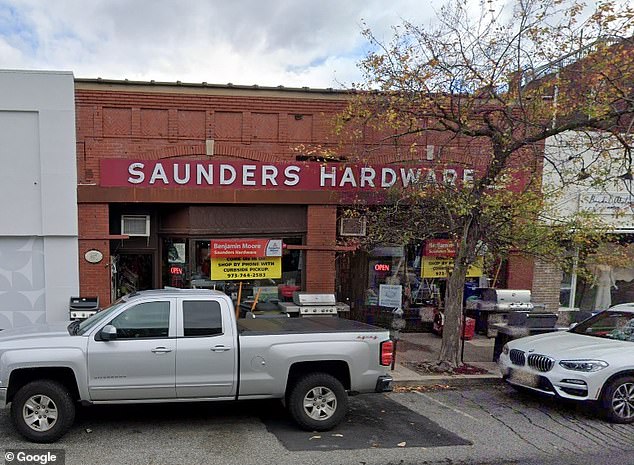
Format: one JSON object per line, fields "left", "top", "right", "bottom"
{"left": 238, "top": 317, "right": 385, "bottom": 335}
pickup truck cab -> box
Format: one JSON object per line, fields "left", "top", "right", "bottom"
{"left": 0, "top": 289, "right": 393, "bottom": 442}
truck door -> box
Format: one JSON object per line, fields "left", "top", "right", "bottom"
{"left": 175, "top": 297, "right": 237, "bottom": 398}
{"left": 87, "top": 299, "right": 177, "bottom": 400}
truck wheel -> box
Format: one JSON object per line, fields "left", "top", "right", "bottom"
{"left": 288, "top": 373, "right": 348, "bottom": 431}
{"left": 10, "top": 380, "right": 75, "bottom": 443}
{"left": 601, "top": 376, "right": 634, "bottom": 423}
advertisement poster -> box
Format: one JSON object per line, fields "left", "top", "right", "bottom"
{"left": 210, "top": 256, "right": 282, "bottom": 280}
{"left": 421, "top": 257, "right": 483, "bottom": 278}
{"left": 210, "top": 239, "right": 282, "bottom": 258}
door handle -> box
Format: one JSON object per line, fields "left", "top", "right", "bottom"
{"left": 211, "top": 345, "right": 232, "bottom": 352}
{"left": 151, "top": 347, "right": 172, "bottom": 354}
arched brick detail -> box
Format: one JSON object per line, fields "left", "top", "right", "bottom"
{"left": 141, "top": 144, "right": 206, "bottom": 160}
{"left": 139, "top": 142, "right": 282, "bottom": 162}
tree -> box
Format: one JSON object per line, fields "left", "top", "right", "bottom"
{"left": 340, "top": 0, "right": 634, "bottom": 369}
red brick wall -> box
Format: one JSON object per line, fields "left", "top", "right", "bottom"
{"left": 305, "top": 205, "right": 337, "bottom": 292}
{"left": 506, "top": 254, "right": 534, "bottom": 290}
{"left": 78, "top": 203, "right": 111, "bottom": 307}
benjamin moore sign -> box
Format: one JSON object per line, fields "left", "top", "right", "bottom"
{"left": 421, "top": 257, "right": 483, "bottom": 278}
{"left": 100, "top": 159, "right": 476, "bottom": 191}
{"left": 211, "top": 257, "right": 282, "bottom": 280}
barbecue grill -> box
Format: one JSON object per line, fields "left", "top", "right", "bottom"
{"left": 277, "top": 292, "right": 350, "bottom": 316}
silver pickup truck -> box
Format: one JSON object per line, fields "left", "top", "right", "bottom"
{"left": 0, "top": 289, "right": 393, "bottom": 443}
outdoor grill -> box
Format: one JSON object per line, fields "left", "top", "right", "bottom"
{"left": 467, "top": 289, "right": 534, "bottom": 312}
{"left": 277, "top": 292, "right": 350, "bottom": 317}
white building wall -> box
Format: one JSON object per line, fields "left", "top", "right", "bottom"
{"left": 0, "top": 70, "right": 78, "bottom": 328}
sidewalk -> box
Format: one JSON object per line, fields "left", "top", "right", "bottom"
{"left": 389, "top": 331, "right": 502, "bottom": 387}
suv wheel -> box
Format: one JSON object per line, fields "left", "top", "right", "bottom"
{"left": 10, "top": 380, "right": 75, "bottom": 443}
{"left": 601, "top": 376, "right": 634, "bottom": 423}
{"left": 287, "top": 372, "right": 348, "bottom": 431}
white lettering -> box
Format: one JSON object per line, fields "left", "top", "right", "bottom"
{"left": 381, "top": 168, "right": 397, "bottom": 188}
{"left": 359, "top": 167, "right": 376, "bottom": 187}
{"left": 284, "top": 166, "right": 300, "bottom": 186}
{"left": 339, "top": 167, "right": 358, "bottom": 187}
{"left": 463, "top": 169, "right": 475, "bottom": 185}
{"left": 443, "top": 169, "right": 457, "bottom": 185}
{"left": 425, "top": 170, "right": 437, "bottom": 183}
{"left": 400, "top": 168, "right": 422, "bottom": 187}
{"left": 320, "top": 166, "right": 337, "bottom": 187}
{"left": 149, "top": 163, "right": 169, "bottom": 184}
{"left": 220, "top": 164, "right": 237, "bottom": 185}
{"left": 128, "top": 162, "right": 145, "bottom": 184}
{"left": 242, "top": 165, "right": 257, "bottom": 186}
{"left": 174, "top": 163, "right": 190, "bottom": 184}
{"left": 197, "top": 164, "right": 213, "bottom": 185}
{"left": 262, "top": 165, "right": 278, "bottom": 186}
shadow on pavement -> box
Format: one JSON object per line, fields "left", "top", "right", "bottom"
{"left": 261, "top": 393, "right": 472, "bottom": 451}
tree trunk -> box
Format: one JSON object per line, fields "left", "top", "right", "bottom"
{"left": 438, "top": 218, "right": 479, "bottom": 369}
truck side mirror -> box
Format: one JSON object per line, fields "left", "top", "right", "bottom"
{"left": 100, "top": 324, "right": 117, "bottom": 341}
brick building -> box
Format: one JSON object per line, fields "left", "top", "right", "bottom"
{"left": 74, "top": 79, "right": 533, "bottom": 318}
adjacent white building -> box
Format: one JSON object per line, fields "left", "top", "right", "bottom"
{"left": 0, "top": 70, "right": 78, "bottom": 329}
{"left": 541, "top": 131, "right": 634, "bottom": 313}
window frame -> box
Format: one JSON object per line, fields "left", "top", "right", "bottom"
{"left": 175, "top": 296, "right": 233, "bottom": 339}
{"left": 181, "top": 299, "right": 224, "bottom": 338}
{"left": 106, "top": 300, "right": 172, "bottom": 340}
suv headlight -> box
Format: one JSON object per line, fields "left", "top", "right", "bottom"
{"left": 559, "top": 360, "right": 608, "bottom": 372}
{"left": 502, "top": 344, "right": 509, "bottom": 355}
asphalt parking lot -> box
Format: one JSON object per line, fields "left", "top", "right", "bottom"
{"left": 1, "top": 384, "right": 634, "bottom": 465}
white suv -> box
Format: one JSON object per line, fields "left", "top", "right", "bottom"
{"left": 499, "top": 304, "right": 634, "bottom": 422}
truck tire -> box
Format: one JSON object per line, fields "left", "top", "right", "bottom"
{"left": 601, "top": 375, "right": 634, "bottom": 423}
{"left": 287, "top": 372, "right": 348, "bottom": 431}
{"left": 10, "top": 380, "right": 76, "bottom": 443}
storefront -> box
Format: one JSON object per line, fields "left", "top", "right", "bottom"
{"left": 74, "top": 78, "right": 533, "bottom": 315}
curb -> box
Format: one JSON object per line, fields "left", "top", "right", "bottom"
{"left": 392, "top": 374, "right": 502, "bottom": 388}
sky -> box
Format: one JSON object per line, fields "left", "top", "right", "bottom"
{"left": 0, "top": 0, "right": 448, "bottom": 89}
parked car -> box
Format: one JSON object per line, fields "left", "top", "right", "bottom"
{"left": 499, "top": 304, "right": 634, "bottom": 423}
{"left": 0, "top": 289, "right": 394, "bottom": 442}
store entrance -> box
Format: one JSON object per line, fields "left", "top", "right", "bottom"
{"left": 112, "top": 253, "right": 154, "bottom": 299}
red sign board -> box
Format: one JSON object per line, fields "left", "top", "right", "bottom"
{"left": 100, "top": 159, "right": 477, "bottom": 191}
{"left": 424, "top": 239, "right": 456, "bottom": 257}
{"left": 210, "top": 239, "right": 282, "bottom": 258}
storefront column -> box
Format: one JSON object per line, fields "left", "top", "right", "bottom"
{"left": 305, "top": 205, "right": 337, "bottom": 293}
{"left": 78, "top": 203, "right": 112, "bottom": 307}
{"left": 507, "top": 254, "right": 534, "bottom": 290}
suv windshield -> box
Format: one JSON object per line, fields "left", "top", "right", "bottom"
{"left": 570, "top": 311, "right": 634, "bottom": 342}
{"left": 75, "top": 301, "right": 126, "bottom": 336}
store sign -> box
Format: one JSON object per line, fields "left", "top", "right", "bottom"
{"left": 378, "top": 284, "right": 403, "bottom": 308}
{"left": 423, "top": 239, "right": 456, "bottom": 257}
{"left": 100, "top": 159, "right": 477, "bottom": 191}
{"left": 421, "top": 257, "right": 483, "bottom": 278}
{"left": 210, "top": 239, "right": 282, "bottom": 258}
{"left": 578, "top": 192, "right": 634, "bottom": 214}
{"left": 374, "top": 263, "right": 391, "bottom": 272}
{"left": 210, "top": 257, "right": 282, "bottom": 280}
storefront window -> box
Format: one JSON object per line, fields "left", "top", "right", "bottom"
{"left": 365, "top": 243, "right": 439, "bottom": 309}
{"left": 162, "top": 238, "right": 189, "bottom": 288}
{"left": 560, "top": 241, "right": 634, "bottom": 311}
{"left": 162, "top": 237, "right": 304, "bottom": 304}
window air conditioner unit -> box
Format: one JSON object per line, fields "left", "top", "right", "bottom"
{"left": 339, "top": 217, "right": 367, "bottom": 237}
{"left": 121, "top": 215, "right": 150, "bottom": 237}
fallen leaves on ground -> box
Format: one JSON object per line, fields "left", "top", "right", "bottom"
{"left": 403, "top": 360, "right": 489, "bottom": 376}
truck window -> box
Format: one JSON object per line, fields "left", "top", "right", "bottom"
{"left": 109, "top": 301, "right": 170, "bottom": 339}
{"left": 183, "top": 300, "right": 223, "bottom": 337}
